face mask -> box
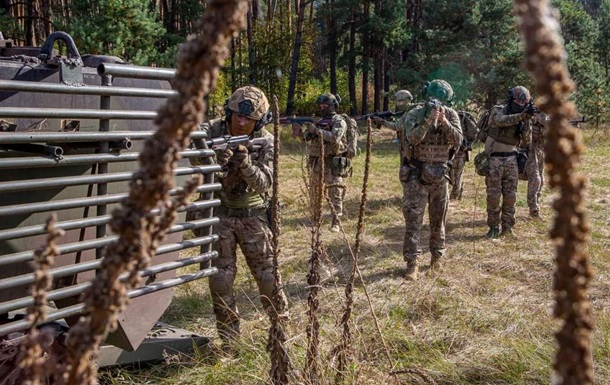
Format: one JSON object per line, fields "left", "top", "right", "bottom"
{"left": 509, "top": 100, "right": 525, "bottom": 114}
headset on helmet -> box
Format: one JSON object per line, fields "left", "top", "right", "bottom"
{"left": 507, "top": 86, "right": 531, "bottom": 104}
{"left": 224, "top": 85, "right": 272, "bottom": 131}
{"left": 421, "top": 79, "right": 454, "bottom": 104}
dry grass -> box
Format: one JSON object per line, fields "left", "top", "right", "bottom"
{"left": 100, "top": 127, "right": 610, "bottom": 385}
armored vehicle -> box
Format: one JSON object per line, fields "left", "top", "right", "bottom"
{"left": 0, "top": 32, "right": 219, "bottom": 365}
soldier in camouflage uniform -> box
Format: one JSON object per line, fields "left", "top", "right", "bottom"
{"left": 298, "top": 93, "right": 348, "bottom": 233}
{"left": 450, "top": 111, "right": 478, "bottom": 200}
{"left": 480, "top": 86, "right": 533, "bottom": 238}
{"left": 520, "top": 112, "right": 547, "bottom": 218}
{"left": 196, "top": 86, "right": 288, "bottom": 342}
{"left": 392, "top": 80, "right": 463, "bottom": 280}
{"left": 374, "top": 89, "right": 415, "bottom": 147}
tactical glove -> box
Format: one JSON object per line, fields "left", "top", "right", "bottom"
{"left": 215, "top": 148, "right": 233, "bottom": 167}
{"left": 231, "top": 144, "right": 250, "bottom": 168}
{"left": 305, "top": 123, "right": 319, "bottom": 135}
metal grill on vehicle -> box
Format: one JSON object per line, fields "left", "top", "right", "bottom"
{"left": 0, "top": 60, "right": 219, "bottom": 351}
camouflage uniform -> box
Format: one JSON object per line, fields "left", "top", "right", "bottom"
{"left": 304, "top": 113, "right": 348, "bottom": 225}
{"left": 394, "top": 100, "right": 463, "bottom": 272}
{"left": 198, "top": 118, "right": 288, "bottom": 341}
{"left": 520, "top": 113, "right": 546, "bottom": 216}
{"left": 450, "top": 111, "right": 478, "bottom": 200}
{"left": 485, "top": 105, "right": 532, "bottom": 234}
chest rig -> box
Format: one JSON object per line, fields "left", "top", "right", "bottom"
{"left": 411, "top": 123, "right": 452, "bottom": 163}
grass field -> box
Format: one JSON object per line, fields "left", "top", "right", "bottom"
{"left": 100, "top": 126, "right": 610, "bottom": 385}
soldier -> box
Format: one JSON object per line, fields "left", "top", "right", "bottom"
{"left": 480, "top": 86, "right": 534, "bottom": 238}
{"left": 391, "top": 80, "right": 463, "bottom": 280}
{"left": 298, "top": 93, "right": 349, "bottom": 232}
{"left": 520, "top": 112, "right": 547, "bottom": 218}
{"left": 450, "top": 111, "right": 478, "bottom": 200}
{"left": 374, "top": 89, "right": 415, "bottom": 146}
{"left": 197, "top": 86, "right": 288, "bottom": 344}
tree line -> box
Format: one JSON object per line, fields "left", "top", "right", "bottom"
{"left": 1, "top": 0, "right": 609, "bottom": 124}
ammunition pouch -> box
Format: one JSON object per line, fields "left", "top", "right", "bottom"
{"left": 474, "top": 152, "right": 490, "bottom": 177}
{"left": 420, "top": 162, "right": 449, "bottom": 185}
{"left": 331, "top": 156, "right": 352, "bottom": 178}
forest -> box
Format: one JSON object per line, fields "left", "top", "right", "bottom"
{"left": 1, "top": 0, "right": 609, "bottom": 122}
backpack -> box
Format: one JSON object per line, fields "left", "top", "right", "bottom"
{"left": 475, "top": 109, "right": 492, "bottom": 143}
{"left": 340, "top": 113, "right": 359, "bottom": 158}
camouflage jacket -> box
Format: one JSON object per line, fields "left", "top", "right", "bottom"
{"left": 304, "top": 113, "right": 347, "bottom": 157}
{"left": 395, "top": 104, "right": 463, "bottom": 162}
{"left": 201, "top": 118, "right": 274, "bottom": 209}
{"left": 486, "top": 104, "right": 532, "bottom": 153}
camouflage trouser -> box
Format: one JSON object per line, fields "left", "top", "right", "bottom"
{"left": 524, "top": 146, "right": 543, "bottom": 214}
{"left": 485, "top": 156, "right": 518, "bottom": 229}
{"left": 400, "top": 164, "right": 449, "bottom": 262}
{"left": 209, "top": 215, "right": 288, "bottom": 341}
{"left": 450, "top": 155, "right": 466, "bottom": 200}
{"left": 308, "top": 156, "right": 343, "bottom": 220}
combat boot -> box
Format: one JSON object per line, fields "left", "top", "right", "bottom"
{"left": 529, "top": 210, "right": 543, "bottom": 220}
{"left": 500, "top": 225, "right": 514, "bottom": 237}
{"left": 486, "top": 226, "right": 500, "bottom": 239}
{"left": 405, "top": 260, "right": 418, "bottom": 281}
{"left": 330, "top": 218, "right": 340, "bottom": 233}
{"left": 429, "top": 255, "right": 442, "bottom": 272}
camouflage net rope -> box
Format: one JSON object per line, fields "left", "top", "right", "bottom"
{"left": 306, "top": 130, "right": 326, "bottom": 384}
{"left": 60, "top": 2, "right": 248, "bottom": 384}
{"left": 268, "top": 95, "right": 291, "bottom": 384}
{"left": 515, "top": 0, "right": 593, "bottom": 384}
{"left": 19, "top": 215, "right": 64, "bottom": 385}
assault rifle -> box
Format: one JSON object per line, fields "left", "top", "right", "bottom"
{"left": 278, "top": 116, "right": 334, "bottom": 138}
{"left": 524, "top": 100, "right": 539, "bottom": 115}
{"left": 207, "top": 134, "right": 267, "bottom": 153}
{"left": 354, "top": 111, "right": 394, "bottom": 121}
{"left": 569, "top": 116, "right": 587, "bottom": 126}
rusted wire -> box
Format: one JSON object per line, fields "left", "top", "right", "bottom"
{"left": 268, "top": 95, "right": 291, "bottom": 385}
{"left": 61, "top": 2, "right": 248, "bottom": 384}
{"left": 306, "top": 130, "right": 325, "bottom": 384}
{"left": 515, "top": 1, "right": 593, "bottom": 384}
{"left": 19, "top": 214, "right": 64, "bottom": 385}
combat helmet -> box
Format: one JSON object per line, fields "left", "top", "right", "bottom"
{"left": 225, "top": 85, "right": 271, "bottom": 130}
{"left": 422, "top": 79, "right": 454, "bottom": 104}
{"left": 508, "top": 86, "right": 531, "bottom": 103}
{"left": 316, "top": 93, "right": 341, "bottom": 108}
{"left": 395, "top": 89, "right": 413, "bottom": 102}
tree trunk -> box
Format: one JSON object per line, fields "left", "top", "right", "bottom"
{"left": 328, "top": 0, "right": 337, "bottom": 95}
{"left": 361, "top": 0, "right": 371, "bottom": 114}
{"left": 348, "top": 8, "right": 357, "bottom": 115}
{"left": 286, "top": 0, "right": 310, "bottom": 114}
{"left": 383, "top": 48, "right": 390, "bottom": 111}
{"left": 247, "top": 1, "right": 256, "bottom": 84}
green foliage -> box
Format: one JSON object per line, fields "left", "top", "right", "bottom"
{"left": 61, "top": 0, "right": 165, "bottom": 65}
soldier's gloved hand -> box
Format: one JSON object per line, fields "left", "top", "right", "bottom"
{"left": 231, "top": 144, "right": 250, "bottom": 168}
{"left": 426, "top": 108, "right": 441, "bottom": 126}
{"left": 215, "top": 148, "right": 233, "bottom": 167}
{"left": 436, "top": 108, "right": 448, "bottom": 126}
{"left": 305, "top": 123, "right": 319, "bottom": 135}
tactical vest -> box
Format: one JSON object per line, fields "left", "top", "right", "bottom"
{"left": 412, "top": 124, "right": 452, "bottom": 163}
{"left": 308, "top": 114, "right": 346, "bottom": 158}
{"left": 532, "top": 122, "right": 544, "bottom": 146}
{"left": 488, "top": 123, "right": 521, "bottom": 146}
